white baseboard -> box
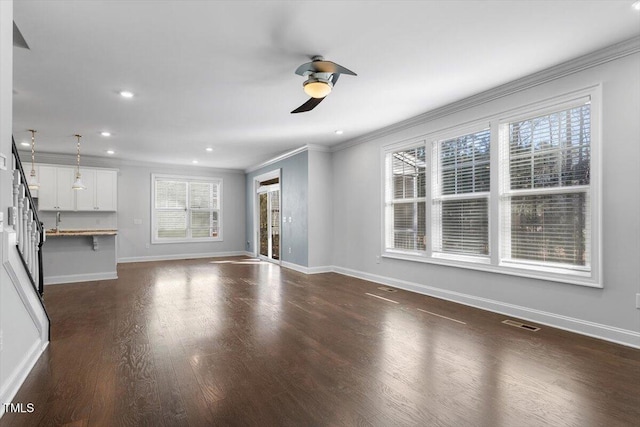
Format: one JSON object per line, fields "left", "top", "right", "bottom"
{"left": 117, "top": 251, "right": 247, "bottom": 264}
{"left": 44, "top": 271, "right": 118, "bottom": 285}
{"left": 280, "top": 261, "right": 331, "bottom": 275}
{"left": 332, "top": 266, "right": 640, "bottom": 349}
{"left": 0, "top": 339, "right": 48, "bottom": 419}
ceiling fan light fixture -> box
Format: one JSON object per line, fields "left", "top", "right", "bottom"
{"left": 303, "top": 78, "right": 333, "bottom": 99}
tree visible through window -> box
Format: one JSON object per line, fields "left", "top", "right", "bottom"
{"left": 433, "top": 129, "right": 490, "bottom": 257}
{"left": 502, "top": 104, "right": 590, "bottom": 267}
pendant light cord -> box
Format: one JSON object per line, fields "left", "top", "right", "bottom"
{"left": 75, "top": 134, "right": 82, "bottom": 178}
{"left": 29, "top": 129, "right": 37, "bottom": 176}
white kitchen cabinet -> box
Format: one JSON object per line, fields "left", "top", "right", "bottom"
{"left": 37, "top": 165, "right": 76, "bottom": 211}
{"left": 76, "top": 168, "right": 117, "bottom": 211}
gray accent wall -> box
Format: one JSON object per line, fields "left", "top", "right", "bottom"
{"left": 331, "top": 53, "right": 640, "bottom": 341}
{"left": 246, "top": 150, "right": 308, "bottom": 267}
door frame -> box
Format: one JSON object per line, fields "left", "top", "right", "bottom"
{"left": 252, "top": 169, "right": 281, "bottom": 264}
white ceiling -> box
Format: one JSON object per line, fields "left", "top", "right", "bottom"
{"left": 12, "top": 1, "right": 640, "bottom": 170}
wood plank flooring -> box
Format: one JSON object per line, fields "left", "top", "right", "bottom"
{"left": 2, "top": 257, "right": 639, "bottom": 426}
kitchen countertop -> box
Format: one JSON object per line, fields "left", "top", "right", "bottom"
{"left": 46, "top": 229, "right": 118, "bottom": 237}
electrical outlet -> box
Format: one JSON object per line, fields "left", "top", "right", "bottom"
{"left": 145, "top": 243, "right": 150, "bottom": 249}
{"left": 375, "top": 256, "right": 381, "bottom": 264}
{"left": 636, "top": 293, "right": 640, "bottom": 309}
{"left": 288, "top": 247, "right": 291, "bottom": 254}
{"left": 134, "top": 219, "right": 143, "bottom": 225}
{"left": 0, "top": 329, "right": 3, "bottom": 352}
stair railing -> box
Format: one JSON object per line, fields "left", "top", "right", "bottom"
{"left": 11, "top": 137, "right": 44, "bottom": 296}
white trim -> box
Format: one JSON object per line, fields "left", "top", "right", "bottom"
{"left": 21, "top": 151, "right": 244, "bottom": 175}
{"left": 2, "top": 230, "right": 48, "bottom": 340}
{"left": 0, "top": 339, "right": 48, "bottom": 418}
{"left": 44, "top": 271, "right": 118, "bottom": 285}
{"left": 381, "top": 251, "right": 599, "bottom": 288}
{"left": 280, "top": 261, "right": 331, "bottom": 275}
{"left": 245, "top": 145, "right": 308, "bottom": 174}
{"left": 333, "top": 36, "right": 639, "bottom": 153}
{"left": 380, "top": 87, "right": 601, "bottom": 287}
{"left": 330, "top": 266, "right": 640, "bottom": 349}
{"left": 151, "top": 173, "right": 223, "bottom": 244}
{"left": 252, "top": 168, "right": 281, "bottom": 260}
{"left": 244, "top": 144, "right": 331, "bottom": 174}
{"left": 117, "top": 250, "right": 247, "bottom": 264}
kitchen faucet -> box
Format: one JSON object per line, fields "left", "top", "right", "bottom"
{"left": 55, "top": 211, "right": 61, "bottom": 231}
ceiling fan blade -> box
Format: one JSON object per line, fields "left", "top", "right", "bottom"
{"left": 291, "top": 97, "right": 325, "bottom": 114}
{"left": 295, "top": 60, "right": 357, "bottom": 76}
{"left": 310, "top": 61, "right": 357, "bottom": 76}
{"left": 13, "top": 22, "right": 30, "bottom": 50}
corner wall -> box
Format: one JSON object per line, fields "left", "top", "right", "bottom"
{"left": 245, "top": 150, "right": 309, "bottom": 268}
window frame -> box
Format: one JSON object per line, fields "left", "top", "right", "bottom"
{"left": 431, "top": 126, "right": 492, "bottom": 262}
{"left": 151, "top": 173, "right": 223, "bottom": 244}
{"left": 382, "top": 137, "right": 429, "bottom": 257}
{"left": 381, "top": 86, "right": 602, "bottom": 288}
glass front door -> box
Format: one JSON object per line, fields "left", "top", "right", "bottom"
{"left": 258, "top": 186, "right": 280, "bottom": 261}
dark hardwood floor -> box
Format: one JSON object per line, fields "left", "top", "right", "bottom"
{"left": 2, "top": 257, "right": 639, "bottom": 426}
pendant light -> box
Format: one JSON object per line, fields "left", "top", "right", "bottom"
{"left": 27, "top": 129, "right": 40, "bottom": 190}
{"left": 71, "top": 134, "right": 86, "bottom": 190}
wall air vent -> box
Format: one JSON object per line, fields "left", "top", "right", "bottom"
{"left": 502, "top": 319, "right": 540, "bottom": 332}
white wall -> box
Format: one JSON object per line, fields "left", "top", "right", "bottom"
{"left": 308, "top": 149, "right": 333, "bottom": 269}
{"left": 1, "top": 1, "right": 49, "bottom": 417}
{"left": 116, "top": 162, "right": 245, "bottom": 262}
{"left": 332, "top": 51, "right": 640, "bottom": 347}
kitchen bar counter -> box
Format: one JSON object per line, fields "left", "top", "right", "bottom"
{"left": 42, "top": 230, "right": 118, "bottom": 284}
{"left": 46, "top": 229, "right": 118, "bottom": 237}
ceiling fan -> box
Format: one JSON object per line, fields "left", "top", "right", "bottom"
{"left": 291, "top": 56, "right": 357, "bottom": 114}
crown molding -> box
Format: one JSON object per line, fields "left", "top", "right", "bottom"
{"left": 245, "top": 144, "right": 324, "bottom": 174}
{"left": 17, "top": 150, "right": 244, "bottom": 174}
{"left": 332, "top": 36, "right": 640, "bottom": 153}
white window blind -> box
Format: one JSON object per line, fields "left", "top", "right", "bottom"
{"left": 500, "top": 103, "right": 591, "bottom": 269}
{"left": 385, "top": 145, "right": 427, "bottom": 252}
{"left": 432, "top": 129, "right": 490, "bottom": 257}
{"left": 382, "top": 90, "right": 599, "bottom": 286}
{"left": 153, "top": 176, "right": 222, "bottom": 243}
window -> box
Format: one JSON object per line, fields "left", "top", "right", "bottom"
{"left": 432, "top": 129, "right": 490, "bottom": 258}
{"left": 382, "top": 89, "right": 600, "bottom": 287}
{"left": 384, "top": 145, "right": 426, "bottom": 253}
{"left": 500, "top": 103, "right": 591, "bottom": 271}
{"left": 152, "top": 175, "right": 222, "bottom": 243}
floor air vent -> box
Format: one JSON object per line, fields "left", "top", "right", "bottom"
{"left": 377, "top": 286, "right": 397, "bottom": 293}
{"left": 502, "top": 319, "right": 540, "bottom": 332}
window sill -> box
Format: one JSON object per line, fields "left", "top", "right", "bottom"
{"left": 381, "top": 251, "right": 601, "bottom": 288}
{"left": 152, "top": 237, "right": 223, "bottom": 244}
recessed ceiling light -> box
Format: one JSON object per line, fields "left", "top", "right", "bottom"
{"left": 335, "top": 130, "right": 344, "bottom": 135}
{"left": 192, "top": 160, "right": 198, "bottom": 164}
{"left": 205, "top": 147, "right": 213, "bottom": 152}
{"left": 106, "top": 150, "right": 115, "bottom": 155}
{"left": 100, "top": 131, "right": 111, "bottom": 137}
{"left": 633, "top": 0, "right": 640, "bottom": 10}
{"left": 20, "top": 141, "right": 30, "bottom": 147}
{"left": 119, "top": 91, "right": 134, "bottom": 98}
